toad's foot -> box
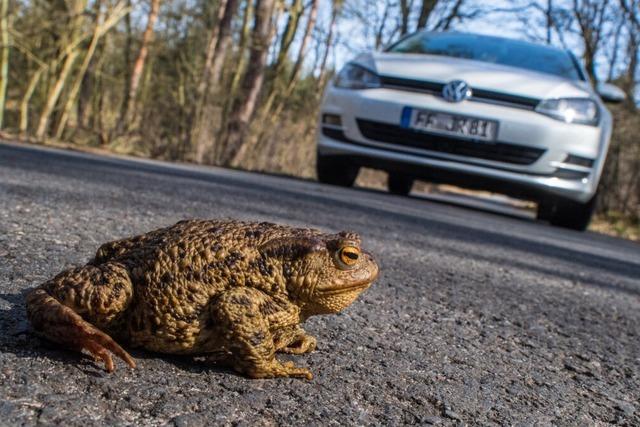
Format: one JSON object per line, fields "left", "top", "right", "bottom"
{"left": 280, "top": 334, "right": 317, "bottom": 355}
{"left": 73, "top": 323, "right": 136, "bottom": 372}
{"left": 26, "top": 288, "right": 136, "bottom": 372}
{"left": 240, "top": 360, "right": 313, "bottom": 380}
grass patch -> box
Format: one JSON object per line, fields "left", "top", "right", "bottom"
{"left": 590, "top": 213, "right": 640, "bottom": 242}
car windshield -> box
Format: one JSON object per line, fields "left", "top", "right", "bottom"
{"left": 387, "top": 32, "right": 583, "bottom": 81}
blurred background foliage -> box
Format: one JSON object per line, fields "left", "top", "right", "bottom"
{"left": 1, "top": 0, "right": 638, "bottom": 237}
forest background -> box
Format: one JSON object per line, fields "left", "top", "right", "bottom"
{"left": 1, "top": 0, "right": 639, "bottom": 238}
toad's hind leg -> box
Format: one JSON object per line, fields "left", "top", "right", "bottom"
{"left": 25, "top": 262, "right": 136, "bottom": 372}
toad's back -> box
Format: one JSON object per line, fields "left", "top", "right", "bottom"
{"left": 94, "top": 220, "right": 321, "bottom": 352}
{"left": 95, "top": 219, "right": 304, "bottom": 266}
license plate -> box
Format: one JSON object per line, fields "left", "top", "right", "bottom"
{"left": 401, "top": 107, "right": 498, "bottom": 141}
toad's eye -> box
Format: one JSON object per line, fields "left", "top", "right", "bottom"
{"left": 338, "top": 246, "right": 360, "bottom": 266}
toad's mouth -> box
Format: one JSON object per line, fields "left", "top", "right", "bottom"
{"left": 317, "top": 281, "right": 372, "bottom": 296}
{"left": 316, "top": 265, "right": 379, "bottom": 296}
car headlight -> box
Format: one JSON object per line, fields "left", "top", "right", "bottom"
{"left": 535, "top": 98, "right": 599, "bottom": 125}
{"left": 334, "top": 63, "right": 381, "bottom": 89}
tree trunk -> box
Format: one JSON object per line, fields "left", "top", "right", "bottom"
{"left": 546, "top": 0, "right": 553, "bottom": 44}
{"left": 118, "top": 0, "right": 133, "bottom": 126}
{"left": 249, "top": 0, "right": 318, "bottom": 162}
{"left": 259, "top": 0, "right": 306, "bottom": 121}
{"left": 317, "top": 1, "right": 341, "bottom": 91}
{"left": 194, "top": 0, "right": 228, "bottom": 110}
{"left": 192, "top": 0, "right": 240, "bottom": 164}
{"left": 374, "top": 0, "right": 391, "bottom": 50}
{"left": 0, "top": 0, "right": 9, "bottom": 129}
{"left": 219, "top": 0, "right": 276, "bottom": 165}
{"left": 607, "top": 12, "right": 624, "bottom": 81}
{"left": 227, "top": 0, "right": 254, "bottom": 113}
{"left": 622, "top": 34, "right": 638, "bottom": 110}
{"left": 273, "top": 0, "right": 317, "bottom": 115}
{"left": 119, "top": 0, "right": 161, "bottom": 129}
{"left": 55, "top": 1, "right": 129, "bottom": 139}
{"left": 35, "top": 50, "right": 80, "bottom": 140}
{"left": 287, "top": 0, "right": 317, "bottom": 87}
{"left": 236, "top": 0, "right": 317, "bottom": 167}
{"left": 20, "top": 67, "right": 44, "bottom": 135}
{"left": 583, "top": 42, "right": 597, "bottom": 82}
{"left": 35, "top": 0, "right": 89, "bottom": 139}
{"left": 572, "top": 0, "right": 609, "bottom": 82}
{"left": 619, "top": 0, "right": 639, "bottom": 108}
{"left": 400, "top": 0, "right": 411, "bottom": 35}
{"left": 88, "top": 36, "right": 108, "bottom": 143}
{"left": 417, "top": 0, "right": 438, "bottom": 30}
{"left": 439, "top": 0, "right": 465, "bottom": 30}
{"left": 274, "top": 0, "right": 303, "bottom": 72}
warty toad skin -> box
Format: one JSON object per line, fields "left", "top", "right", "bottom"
{"left": 26, "top": 219, "right": 379, "bottom": 379}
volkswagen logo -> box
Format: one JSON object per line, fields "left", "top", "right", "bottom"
{"left": 442, "top": 80, "right": 472, "bottom": 103}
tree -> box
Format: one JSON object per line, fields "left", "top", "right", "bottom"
{"left": 417, "top": 0, "right": 438, "bottom": 30}
{"left": 35, "top": 0, "right": 88, "bottom": 140}
{"left": 191, "top": 0, "right": 240, "bottom": 164}
{"left": 119, "top": 0, "right": 161, "bottom": 130}
{"left": 572, "top": 0, "right": 610, "bottom": 81}
{"left": 276, "top": 0, "right": 318, "bottom": 112}
{"left": 261, "top": 0, "right": 317, "bottom": 118}
{"left": 55, "top": 1, "right": 130, "bottom": 139}
{"left": 619, "top": 0, "right": 640, "bottom": 108}
{"left": 227, "top": 0, "right": 255, "bottom": 114}
{"left": 317, "top": 0, "right": 342, "bottom": 89}
{"left": 0, "top": 0, "right": 9, "bottom": 128}
{"left": 400, "top": 0, "right": 412, "bottom": 35}
{"left": 218, "top": 0, "right": 276, "bottom": 165}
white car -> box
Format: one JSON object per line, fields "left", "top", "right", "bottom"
{"left": 316, "top": 31, "right": 625, "bottom": 230}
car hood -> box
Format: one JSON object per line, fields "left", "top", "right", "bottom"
{"left": 354, "top": 52, "right": 593, "bottom": 100}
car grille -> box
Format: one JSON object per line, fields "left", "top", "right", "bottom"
{"left": 356, "top": 119, "right": 545, "bottom": 166}
{"left": 379, "top": 75, "right": 541, "bottom": 110}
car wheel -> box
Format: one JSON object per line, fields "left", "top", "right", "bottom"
{"left": 316, "top": 155, "right": 359, "bottom": 187}
{"left": 538, "top": 194, "right": 597, "bottom": 231}
{"left": 387, "top": 173, "right": 414, "bottom": 196}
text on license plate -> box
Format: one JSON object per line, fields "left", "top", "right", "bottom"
{"left": 401, "top": 107, "right": 498, "bottom": 141}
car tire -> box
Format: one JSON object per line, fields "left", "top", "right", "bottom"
{"left": 538, "top": 194, "right": 597, "bottom": 231}
{"left": 316, "top": 155, "right": 359, "bottom": 187}
{"left": 387, "top": 173, "right": 414, "bottom": 196}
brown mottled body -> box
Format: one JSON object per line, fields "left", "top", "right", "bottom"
{"left": 26, "top": 220, "right": 378, "bottom": 379}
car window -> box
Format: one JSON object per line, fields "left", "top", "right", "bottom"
{"left": 388, "top": 32, "right": 583, "bottom": 81}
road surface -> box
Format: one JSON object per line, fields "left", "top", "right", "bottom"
{"left": 1, "top": 141, "right": 638, "bottom": 425}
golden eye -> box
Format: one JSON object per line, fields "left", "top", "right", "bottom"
{"left": 339, "top": 246, "right": 360, "bottom": 266}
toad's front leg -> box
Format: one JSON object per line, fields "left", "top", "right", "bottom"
{"left": 209, "top": 288, "right": 312, "bottom": 380}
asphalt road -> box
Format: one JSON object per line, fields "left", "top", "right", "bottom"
{"left": 1, "top": 141, "right": 639, "bottom": 426}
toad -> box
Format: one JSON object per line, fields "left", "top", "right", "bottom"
{"left": 26, "top": 220, "right": 378, "bottom": 379}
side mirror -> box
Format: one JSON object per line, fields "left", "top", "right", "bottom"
{"left": 596, "top": 82, "right": 626, "bottom": 103}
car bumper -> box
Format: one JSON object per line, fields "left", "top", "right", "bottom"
{"left": 317, "top": 86, "right": 612, "bottom": 203}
